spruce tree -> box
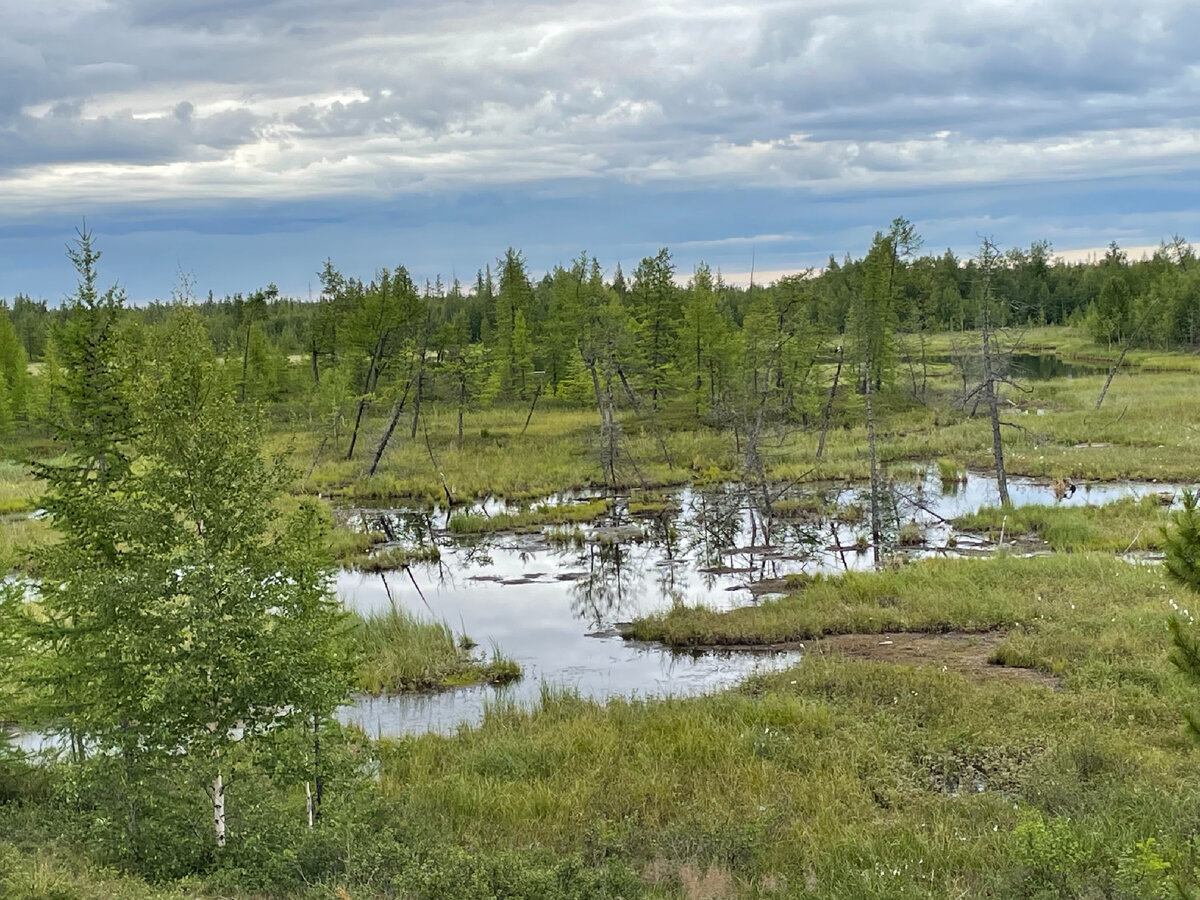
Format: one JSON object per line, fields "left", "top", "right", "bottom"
{"left": 1165, "top": 490, "right": 1200, "bottom": 738}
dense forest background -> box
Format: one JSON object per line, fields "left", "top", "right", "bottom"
{"left": 1, "top": 224, "right": 1197, "bottom": 445}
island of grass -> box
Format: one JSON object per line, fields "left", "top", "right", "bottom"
{"left": 352, "top": 605, "right": 521, "bottom": 693}
{"left": 953, "top": 494, "right": 1174, "bottom": 552}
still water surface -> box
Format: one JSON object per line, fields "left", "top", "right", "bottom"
{"left": 337, "top": 468, "right": 1178, "bottom": 736}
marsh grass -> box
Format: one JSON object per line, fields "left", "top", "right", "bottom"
{"left": 359, "top": 548, "right": 1200, "bottom": 896}
{"left": 0, "top": 460, "right": 38, "bottom": 516}
{"left": 626, "top": 553, "right": 1186, "bottom": 682}
{"left": 350, "top": 544, "right": 442, "bottom": 572}
{"left": 447, "top": 499, "right": 611, "bottom": 534}
{"left": 352, "top": 606, "right": 521, "bottom": 693}
{"left": 955, "top": 495, "right": 1172, "bottom": 552}
{"left": 376, "top": 638, "right": 1200, "bottom": 898}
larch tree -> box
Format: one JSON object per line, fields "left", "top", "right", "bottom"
{"left": 0, "top": 307, "right": 29, "bottom": 429}
{"left": 677, "top": 261, "right": 730, "bottom": 419}
{"left": 630, "top": 248, "right": 679, "bottom": 409}
{"left": 495, "top": 248, "right": 534, "bottom": 399}
{"left": 1165, "top": 491, "right": 1200, "bottom": 738}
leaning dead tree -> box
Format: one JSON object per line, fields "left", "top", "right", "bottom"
{"left": 1095, "top": 294, "right": 1163, "bottom": 411}
{"left": 864, "top": 342, "right": 883, "bottom": 565}
{"left": 815, "top": 344, "right": 843, "bottom": 459}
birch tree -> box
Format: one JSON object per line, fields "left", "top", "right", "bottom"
{"left": 32, "top": 237, "right": 352, "bottom": 858}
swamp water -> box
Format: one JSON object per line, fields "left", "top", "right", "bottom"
{"left": 337, "top": 468, "right": 1180, "bottom": 737}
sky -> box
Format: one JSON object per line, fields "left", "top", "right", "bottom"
{"left": 2, "top": 0, "right": 1199, "bottom": 302}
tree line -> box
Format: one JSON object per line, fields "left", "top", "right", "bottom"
{"left": 2, "top": 229, "right": 1196, "bottom": 437}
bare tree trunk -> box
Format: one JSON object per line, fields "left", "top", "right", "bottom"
{"left": 586, "top": 359, "right": 616, "bottom": 486}
{"left": 239, "top": 321, "right": 252, "bottom": 402}
{"left": 520, "top": 380, "right": 543, "bottom": 436}
{"left": 1096, "top": 295, "right": 1161, "bottom": 410}
{"left": 816, "top": 346, "right": 843, "bottom": 459}
{"left": 457, "top": 376, "right": 465, "bottom": 450}
{"left": 865, "top": 355, "right": 883, "bottom": 567}
{"left": 312, "top": 712, "right": 322, "bottom": 823}
{"left": 345, "top": 396, "right": 368, "bottom": 461}
{"left": 1095, "top": 346, "right": 1129, "bottom": 412}
{"left": 616, "top": 366, "right": 673, "bottom": 469}
{"left": 307, "top": 434, "right": 328, "bottom": 479}
{"left": 346, "top": 339, "right": 386, "bottom": 460}
{"left": 919, "top": 331, "right": 929, "bottom": 396}
{"left": 409, "top": 367, "right": 423, "bottom": 440}
{"left": 367, "top": 380, "right": 412, "bottom": 477}
{"left": 422, "top": 418, "right": 454, "bottom": 508}
{"left": 981, "top": 295, "right": 1010, "bottom": 505}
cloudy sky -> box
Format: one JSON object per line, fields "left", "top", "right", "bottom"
{"left": 2, "top": 0, "right": 1198, "bottom": 300}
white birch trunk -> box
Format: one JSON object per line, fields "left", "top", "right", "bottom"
{"left": 213, "top": 773, "right": 226, "bottom": 848}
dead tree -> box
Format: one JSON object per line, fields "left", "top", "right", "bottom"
{"left": 864, "top": 345, "right": 883, "bottom": 565}
{"left": 1096, "top": 295, "right": 1163, "bottom": 410}
{"left": 816, "top": 345, "right": 843, "bottom": 459}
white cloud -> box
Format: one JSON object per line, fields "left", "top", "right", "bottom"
{"left": 1, "top": 0, "right": 1198, "bottom": 215}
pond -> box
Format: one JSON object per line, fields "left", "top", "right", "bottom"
{"left": 337, "top": 468, "right": 1180, "bottom": 737}
{"left": 923, "top": 352, "right": 1112, "bottom": 382}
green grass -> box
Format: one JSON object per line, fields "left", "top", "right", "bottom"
{"left": 936, "top": 457, "right": 968, "bottom": 485}
{"left": 625, "top": 554, "right": 1184, "bottom": 682}
{"left": 353, "top": 606, "right": 521, "bottom": 694}
{"left": 955, "top": 495, "right": 1173, "bottom": 552}
{"left": 446, "top": 498, "right": 611, "bottom": 534}
{"left": 374, "top": 647, "right": 1199, "bottom": 898}
{"left": 292, "top": 405, "right": 735, "bottom": 503}
{"left": 278, "top": 327, "right": 1200, "bottom": 507}
{"left": 349, "top": 551, "right": 1200, "bottom": 896}
{"left": 0, "top": 460, "right": 39, "bottom": 516}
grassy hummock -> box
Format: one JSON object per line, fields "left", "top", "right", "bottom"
{"left": 954, "top": 495, "right": 1174, "bottom": 552}
{"left": 626, "top": 553, "right": 1185, "bottom": 686}
{"left": 353, "top": 606, "right": 521, "bottom": 694}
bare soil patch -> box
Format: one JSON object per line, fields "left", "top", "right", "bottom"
{"left": 811, "top": 631, "right": 1060, "bottom": 689}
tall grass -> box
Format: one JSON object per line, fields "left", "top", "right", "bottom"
{"left": 447, "top": 499, "right": 611, "bottom": 534}
{"left": 955, "top": 495, "right": 1171, "bottom": 552}
{"left": 0, "top": 460, "right": 39, "bottom": 516}
{"left": 353, "top": 606, "right": 520, "bottom": 693}
{"left": 627, "top": 553, "right": 1185, "bottom": 679}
